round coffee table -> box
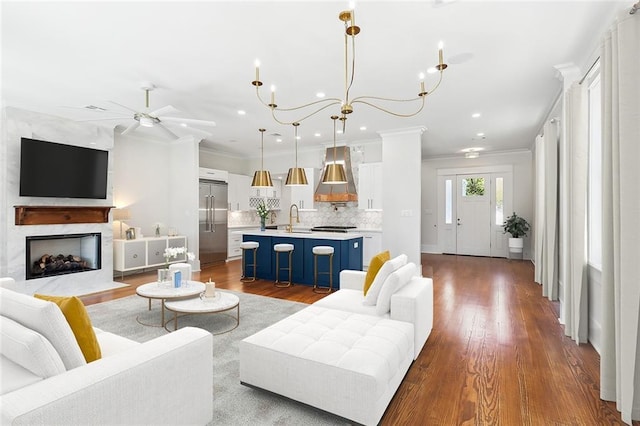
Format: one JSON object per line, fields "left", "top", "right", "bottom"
{"left": 135, "top": 281, "right": 205, "bottom": 327}
{"left": 164, "top": 291, "right": 240, "bottom": 334}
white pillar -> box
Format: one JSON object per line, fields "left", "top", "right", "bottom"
{"left": 378, "top": 126, "right": 425, "bottom": 267}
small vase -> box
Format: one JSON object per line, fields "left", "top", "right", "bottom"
{"left": 260, "top": 218, "right": 266, "bottom": 231}
{"left": 157, "top": 268, "right": 170, "bottom": 284}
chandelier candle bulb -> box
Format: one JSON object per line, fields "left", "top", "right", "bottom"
{"left": 438, "top": 41, "right": 444, "bottom": 67}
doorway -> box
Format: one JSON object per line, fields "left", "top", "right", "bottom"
{"left": 437, "top": 166, "right": 512, "bottom": 257}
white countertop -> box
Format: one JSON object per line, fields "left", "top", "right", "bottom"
{"left": 235, "top": 229, "right": 363, "bottom": 240}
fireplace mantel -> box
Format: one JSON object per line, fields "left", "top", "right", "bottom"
{"left": 14, "top": 206, "right": 114, "bottom": 225}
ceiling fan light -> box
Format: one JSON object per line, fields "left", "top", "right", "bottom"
{"left": 139, "top": 116, "right": 154, "bottom": 127}
{"left": 322, "top": 163, "right": 347, "bottom": 184}
{"left": 251, "top": 170, "right": 273, "bottom": 188}
{"left": 285, "top": 167, "right": 308, "bottom": 186}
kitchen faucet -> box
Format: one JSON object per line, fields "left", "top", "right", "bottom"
{"left": 288, "top": 204, "right": 299, "bottom": 233}
{"left": 270, "top": 210, "right": 277, "bottom": 224}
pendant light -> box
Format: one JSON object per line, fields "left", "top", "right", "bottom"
{"left": 285, "top": 122, "right": 308, "bottom": 186}
{"left": 251, "top": 128, "right": 273, "bottom": 188}
{"left": 322, "top": 115, "right": 347, "bottom": 184}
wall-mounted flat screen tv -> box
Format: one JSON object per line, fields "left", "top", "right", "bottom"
{"left": 19, "top": 138, "right": 109, "bottom": 199}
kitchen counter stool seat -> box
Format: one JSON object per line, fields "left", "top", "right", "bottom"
{"left": 240, "top": 241, "right": 259, "bottom": 282}
{"left": 274, "top": 243, "right": 294, "bottom": 288}
{"left": 312, "top": 245, "right": 334, "bottom": 294}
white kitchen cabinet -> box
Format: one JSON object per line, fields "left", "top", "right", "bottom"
{"left": 113, "top": 236, "right": 187, "bottom": 275}
{"left": 358, "top": 162, "right": 383, "bottom": 210}
{"left": 361, "top": 231, "right": 383, "bottom": 270}
{"left": 228, "top": 173, "right": 251, "bottom": 211}
{"left": 286, "top": 167, "right": 316, "bottom": 210}
{"left": 228, "top": 231, "right": 243, "bottom": 259}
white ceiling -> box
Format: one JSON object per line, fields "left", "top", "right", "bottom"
{"left": 1, "top": 1, "right": 625, "bottom": 160}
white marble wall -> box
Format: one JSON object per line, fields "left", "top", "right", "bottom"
{"left": 1, "top": 107, "right": 117, "bottom": 295}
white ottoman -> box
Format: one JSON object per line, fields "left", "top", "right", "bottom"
{"left": 239, "top": 305, "right": 415, "bottom": 425}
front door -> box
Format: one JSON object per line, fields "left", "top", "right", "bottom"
{"left": 456, "top": 174, "right": 491, "bottom": 256}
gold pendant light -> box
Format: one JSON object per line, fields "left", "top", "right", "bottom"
{"left": 285, "top": 122, "right": 308, "bottom": 186}
{"left": 322, "top": 116, "right": 347, "bottom": 185}
{"left": 251, "top": 128, "right": 273, "bottom": 188}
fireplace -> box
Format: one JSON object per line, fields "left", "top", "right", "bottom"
{"left": 25, "top": 233, "right": 102, "bottom": 280}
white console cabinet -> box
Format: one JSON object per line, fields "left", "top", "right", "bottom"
{"left": 113, "top": 236, "right": 187, "bottom": 274}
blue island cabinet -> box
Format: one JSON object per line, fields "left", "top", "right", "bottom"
{"left": 241, "top": 233, "right": 363, "bottom": 288}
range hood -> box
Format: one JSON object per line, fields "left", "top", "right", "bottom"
{"left": 314, "top": 146, "right": 358, "bottom": 203}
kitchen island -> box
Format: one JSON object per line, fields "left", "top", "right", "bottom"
{"left": 237, "top": 230, "right": 363, "bottom": 288}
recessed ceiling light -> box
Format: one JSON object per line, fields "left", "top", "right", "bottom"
{"left": 316, "top": 92, "right": 325, "bottom": 98}
{"left": 472, "top": 113, "right": 481, "bottom": 118}
{"left": 465, "top": 152, "right": 480, "bottom": 159}
{"left": 296, "top": 135, "right": 301, "bottom": 140}
{"left": 180, "top": 123, "right": 188, "bottom": 127}
{"left": 337, "top": 130, "right": 343, "bottom": 134}
{"left": 426, "top": 67, "right": 437, "bottom": 74}
{"left": 314, "top": 132, "right": 321, "bottom": 137}
{"left": 238, "top": 110, "right": 246, "bottom": 115}
{"left": 276, "top": 138, "right": 283, "bottom": 143}
{"left": 359, "top": 126, "right": 367, "bottom": 131}
{"left": 476, "top": 132, "right": 485, "bottom": 137}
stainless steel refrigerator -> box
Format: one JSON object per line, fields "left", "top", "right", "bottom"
{"left": 199, "top": 179, "right": 228, "bottom": 266}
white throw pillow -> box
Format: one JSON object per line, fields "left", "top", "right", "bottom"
{"left": 0, "top": 316, "right": 66, "bottom": 378}
{"left": 375, "top": 262, "right": 417, "bottom": 315}
{"left": 363, "top": 254, "right": 407, "bottom": 306}
{"left": 0, "top": 287, "right": 85, "bottom": 370}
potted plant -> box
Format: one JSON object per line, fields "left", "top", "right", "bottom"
{"left": 502, "top": 212, "right": 530, "bottom": 257}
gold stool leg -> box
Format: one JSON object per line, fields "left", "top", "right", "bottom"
{"left": 275, "top": 250, "right": 292, "bottom": 288}
{"left": 241, "top": 247, "right": 257, "bottom": 282}
{"left": 313, "top": 253, "right": 332, "bottom": 294}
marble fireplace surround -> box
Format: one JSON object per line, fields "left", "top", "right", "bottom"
{"left": 1, "top": 108, "right": 126, "bottom": 296}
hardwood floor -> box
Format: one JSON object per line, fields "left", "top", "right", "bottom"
{"left": 82, "top": 254, "right": 633, "bottom": 425}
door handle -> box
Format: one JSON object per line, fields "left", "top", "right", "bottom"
{"left": 211, "top": 195, "right": 216, "bottom": 232}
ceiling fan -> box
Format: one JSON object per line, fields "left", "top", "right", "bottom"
{"left": 82, "top": 82, "right": 216, "bottom": 139}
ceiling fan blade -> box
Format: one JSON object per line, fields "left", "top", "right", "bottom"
{"left": 75, "top": 117, "right": 131, "bottom": 122}
{"left": 120, "top": 122, "right": 140, "bottom": 135}
{"left": 156, "top": 123, "right": 179, "bottom": 139}
{"left": 107, "top": 100, "right": 140, "bottom": 114}
{"left": 160, "top": 116, "right": 216, "bottom": 127}
{"left": 149, "top": 105, "right": 180, "bottom": 117}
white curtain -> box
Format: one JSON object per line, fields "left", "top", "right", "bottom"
{"left": 534, "top": 134, "right": 545, "bottom": 284}
{"left": 542, "top": 120, "right": 559, "bottom": 300}
{"left": 563, "top": 81, "right": 589, "bottom": 343}
{"left": 599, "top": 8, "right": 640, "bottom": 424}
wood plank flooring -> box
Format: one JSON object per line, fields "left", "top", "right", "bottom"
{"left": 82, "top": 254, "right": 634, "bottom": 425}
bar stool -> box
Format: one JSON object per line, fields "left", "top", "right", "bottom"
{"left": 274, "top": 243, "right": 294, "bottom": 288}
{"left": 240, "top": 241, "right": 259, "bottom": 282}
{"left": 312, "top": 245, "right": 334, "bottom": 294}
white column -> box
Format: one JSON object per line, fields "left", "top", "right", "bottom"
{"left": 378, "top": 126, "right": 425, "bottom": 267}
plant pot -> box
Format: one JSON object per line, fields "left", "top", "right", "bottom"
{"left": 508, "top": 237, "right": 524, "bottom": 253}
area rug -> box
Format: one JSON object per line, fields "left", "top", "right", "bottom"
{"left": 86, "top": 291, "right": 350, "bottom": 425}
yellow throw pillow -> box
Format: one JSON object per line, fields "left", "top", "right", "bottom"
{"left": 34, "top": 294, "right": 101, "bottom": 363}
{"left": 363, "top": 250, "right": 390, "bottom": 296}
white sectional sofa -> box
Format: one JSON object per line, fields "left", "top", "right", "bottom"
{"left": 0, "top": 278, "right": 214, "bottom": 425}
{"left": 240, "top": 259, "right": 433, "bottom": 426}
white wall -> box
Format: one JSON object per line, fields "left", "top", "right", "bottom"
{"left": 421, "top": 150, "right": 534, "bottom": 259}
{"left": 112, "top": 132, "right": 198, "bottom": 259}
{"left": 199, "top": 148, "right": 250, "bottom": 175}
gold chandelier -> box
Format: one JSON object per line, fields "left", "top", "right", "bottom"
{"left": 251, "top": 5, "right": 447, "bottom": 131}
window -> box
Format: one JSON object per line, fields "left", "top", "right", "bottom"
{"left": 445, "top": 179, "right": 453, "bottom": 224}
{"left": 588, "top": 72, "right": 602, "bottom": 269}
{"left": 495, "top": 177, "right": 504, "bottom": 225}
{"left": 462, "top": 177, "right": 485, "bottom": 197}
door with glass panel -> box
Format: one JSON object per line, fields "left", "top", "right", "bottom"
{"left": 438, "top": 170, "right": 512, "bottom": 257}
{"left": 456, "top": 174, "right": 491, "bottom": 256}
